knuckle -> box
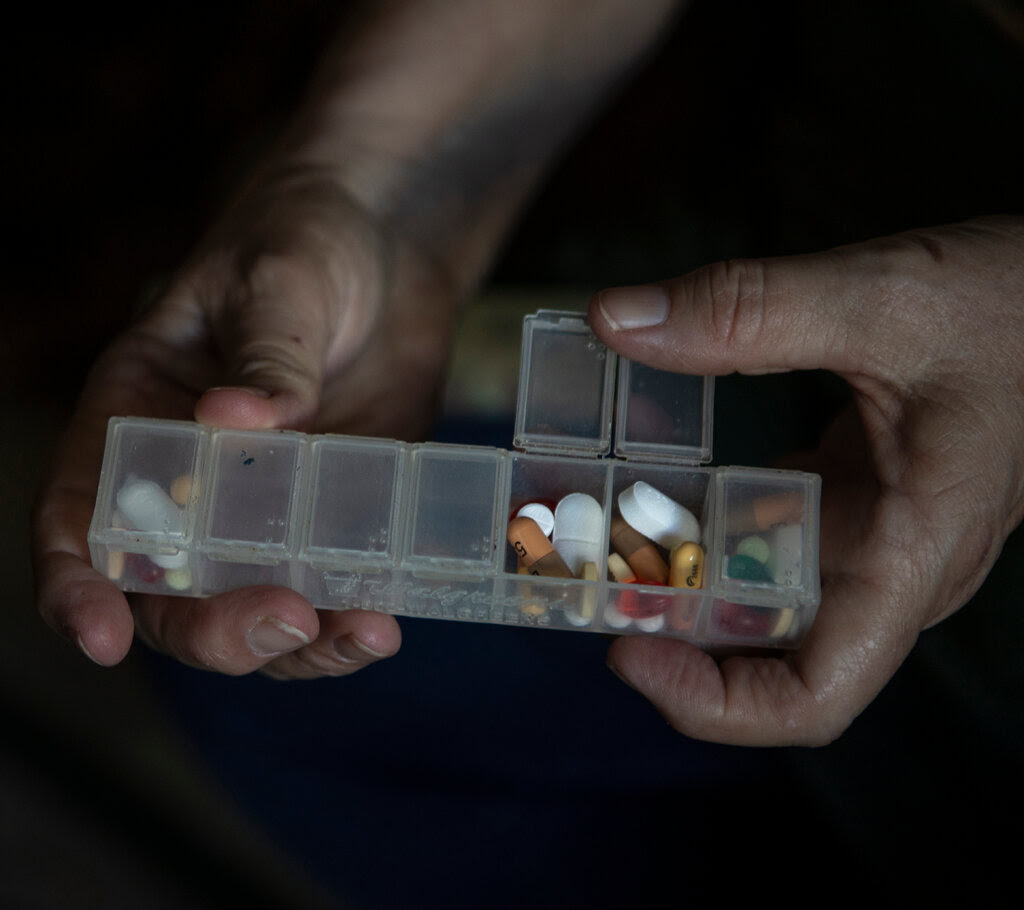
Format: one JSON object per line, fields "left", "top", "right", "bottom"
{"left": 699, "top": 258, "right": 770, "bottom": 352}
{"left": 234, "top": 338, "right": 311, "bottom": 381}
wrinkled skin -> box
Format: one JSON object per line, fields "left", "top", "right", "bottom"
{"left": 34, "top": 199, "right": 1024, "bottom": 745}
{"left": 34, "top": 168, "right": 457, "bottom": 680}
{"left": 593, "top": 216, "right": 1024, "bottom": 745}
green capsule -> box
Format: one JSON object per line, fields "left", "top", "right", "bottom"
{"left": 726, "top": 553, "right": 774, "bottom": 582}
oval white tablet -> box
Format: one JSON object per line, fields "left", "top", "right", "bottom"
{"left": 552, "top": 492, "right": 604, "bottom": 577}
{"left": 618, "top": 481, "right": 700, "bottom": 549}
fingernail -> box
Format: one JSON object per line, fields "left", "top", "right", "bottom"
{"left": 607, "top": 659, "right": 639, "bottom": 693}
{"left": 598, "top": 285, "right": 670, "bottom": 330}
{"left": 334, "top": 633, "right": 388, "bottom": 664}
{"left": 76, "top": 634, "right": 103, "bottom": 666}
{"left": 247, "top": 617, "right": 311, "bottom": 656}
{"left": 207, "top": 386, "right": 272, "bottom": 398}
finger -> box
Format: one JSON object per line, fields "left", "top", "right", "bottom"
{"left": 190, "top": 256, "right": 338, "bottom": 431}
{"left": 259, "top": 610, "right": 402, "bottom": 680}
{"left": 33, "top": 405, "right": 139, "bottom": 666}
{"left": 32, "top": 322, "right": 218, "bottom": 667}
{"left": 587, "top": 242, "right": 925, "bottom": 382}
{"left": 606, "top": 571, "right": 914, "bottom": 747}
{"left": 130, "top": 586, "right": 320, "bottom": 675}
{"left": 607, "top": 480, "right": 933, "bottom": 747}
{"left": 131, "top": 588, "right": 401, "bottom": 677}
{"left": 35, "top": 550, "right": 135, "bottom": 666}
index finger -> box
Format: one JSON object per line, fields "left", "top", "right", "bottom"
{"left": 605, "top": 501, "right": 922, "bottom": 747}
{"left": 33, "top": 408, "right": 137, "bottom": 664}
{"left": 32, "top": 324, "right": 208, "bottom": 664}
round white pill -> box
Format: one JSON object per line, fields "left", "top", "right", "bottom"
{"left": 552, "top": 493, "right": 604, "bottom": 577}
{"left": 634, "top": 612, "right": 666, "bottom": 633}
{"left": 770, "top": 523, "right": 803, "bottom": 586}
{"left": 602, "top": 603, "right": 633, "bottom": 630}
{"left": 618, "top": 481, "right": 700, "bottom": 549}
{"left": 516, "top": 502, "right": 555, "bottom": 538}
{"left": 164, "top": 566, "right": 193, "bottom": 590}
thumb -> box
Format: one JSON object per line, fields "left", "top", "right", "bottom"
{"left": 193, "top": 256, "right": 334, "bottom": 431}
{"left": 588, "top": 244, "right": 910, "bottom": 380}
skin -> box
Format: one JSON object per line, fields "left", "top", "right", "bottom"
{"left": 33, "top": 0, "right": 683, "bottom": 680}
{"left": 594, "top": 218, "right": 1024, "bottom": 745}
{"left": 32, "top": 1, "right": 1024, "bottom": 743}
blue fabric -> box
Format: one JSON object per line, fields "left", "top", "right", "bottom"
{"left": 149, "top": 619, "right": 782, "bottom": 908}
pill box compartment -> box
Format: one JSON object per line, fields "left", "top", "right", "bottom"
{"left": 195, "top": 429, "right": 309, "bottom": 593}
{"left": 297, "top": 437, "right": 406, "bottom": 607}
{"left": 88, "top": 418, "right": 207, "bottom": 596}
{"left": 503, "top": 453, "right": 613, "bottom": 631}
{"left": 603, "top": 462, "right": 713, "bottom": 637}
{"left": 88, "top": 310, "right": 822, "bottom": 650}
{"left": 508, "top": 310, "right": 819, "bottom": 647}
{"left": 705, "top": 469, "right": 821, "bottom": 645}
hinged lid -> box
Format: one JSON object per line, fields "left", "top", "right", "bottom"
{"left": 513, "top": 310, "right": 714, "bottom": 464}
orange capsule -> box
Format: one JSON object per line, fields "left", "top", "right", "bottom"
{"left": 729, "top": 492, "right": 804, "bottom": 533}
{"left": 669, "top": 541, "right": 704, "bottom": 589}
{"left": 610, "top": 517, "right": 669, "bottom": 584}
{"left": 508, "top": 516, "right": 574, "bottom": 578}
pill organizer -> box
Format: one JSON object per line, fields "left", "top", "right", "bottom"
{"left": 88, "top": 309, "right": 821, "bottom": 649}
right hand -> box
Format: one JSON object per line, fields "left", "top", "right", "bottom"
{"left": 33, "top": 164, "right": 461, "bottom": 679}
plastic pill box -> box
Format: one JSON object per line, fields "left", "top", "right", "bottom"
{"left": 88, "top": 309, "right": 822, "bottom": 649}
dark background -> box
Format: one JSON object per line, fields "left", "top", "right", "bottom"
{"left": 3, "top": 1, "right": 1022, "bottom": 907}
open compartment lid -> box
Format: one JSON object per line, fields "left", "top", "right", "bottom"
{"left": 513, "top": 310, "right": 714, "bottom": 464}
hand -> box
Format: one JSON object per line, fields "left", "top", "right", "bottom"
{"left": 590, "top": 216, "right": 1024, "bottom": 745}
{"left": 33, "top": 166, "right": 459, "bottom": 678}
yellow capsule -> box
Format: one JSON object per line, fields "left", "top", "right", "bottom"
{"left": 169, "top": 474, "right": 195, "bottom": 506}
{"left": 669, "top": 541, "right": 704, "bottom": 589}
{"left": 771, "top": 607, "right": 796, "bottom": 638}
{"left": 579, "top": 560, "right": 598, "bottom": 621}
{"left": 107, "top": 549, "right": 125, "bottom": 581}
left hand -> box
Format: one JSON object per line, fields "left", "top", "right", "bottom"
{"left": 590, "top": 216, "right": 1024, "bottom": 746}
{"left": 32, "top": 166, "right": 457, "bottom": 679}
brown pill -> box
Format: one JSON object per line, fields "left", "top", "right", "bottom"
{"left": 610, "top": 517, "right": 669, "bottom": 584}
{"left": 508, "top": 516, "right": 574, "bottom": 578}
{"left": 669, "top": 541, "right": 704, "bottom": 589}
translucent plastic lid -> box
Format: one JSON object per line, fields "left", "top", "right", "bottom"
{"left": 513, "top": 310, "right": 616, "bottom": 456}
{"left": 513, "top": 310, "right": 713, "bottom": 464}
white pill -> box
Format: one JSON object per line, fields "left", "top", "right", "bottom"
{"left": 602, "top": 603, "right": 633, "bottom": 630}
{"left": 618, "top": 481, "right": 700, "bottom": 549}
{"left": 164, "top": 566, "right": 193, "bottom": 590}
{"left": 117, "top": 479, "right": 185, "bottom": 535}
{"left": 552, "top": 493, "right": 604, "bottom": 577}
{"left": 770, "top": 523, "right": 803, "bottom": 586}
{"left": 151, "top": 550, "right": 190, "bottom": 570}
{"left": 634, "top": 612, "right": 666, "bottom": 634}
{"left": 516, "top": 502, "right": 555, "bottom": 538}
